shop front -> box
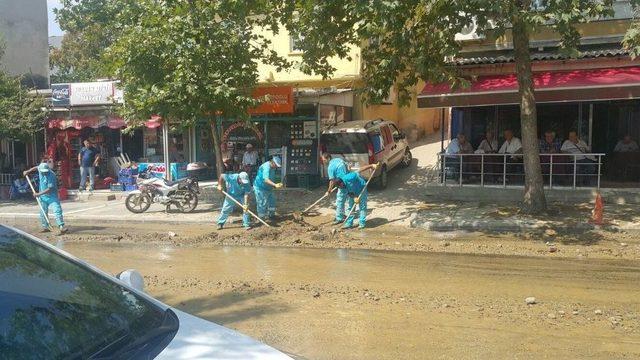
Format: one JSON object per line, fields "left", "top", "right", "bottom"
{"left": 419, "top": 65, "right": 640, "bottom": 188}
{"left": 47, "top": 81, "right": 193, "bottom": 187}
{"left": 217, "top": 87, "right": 322, "bottom": 188}
{"left": 193, "top": 86, "right": 354, "bottom": 188}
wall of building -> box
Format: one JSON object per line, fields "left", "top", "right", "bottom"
{"left": 256, "top": 27, "right": 360, "bottom": 85}
{"left": 357, "top": 82, "right": 444, "bottom": 141}
{"left": 0, "top": 0, "right": 49, "bottom": 88}
{"left": 255, "top": 26, "right": 442, "bottom": 142}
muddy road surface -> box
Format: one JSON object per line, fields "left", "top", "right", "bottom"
{"left": 54, "top": 240, "right": 640, "bottom": 360}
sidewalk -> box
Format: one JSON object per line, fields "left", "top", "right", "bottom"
{"left": 2, "top": 136, "right": 638, "bottom": 232}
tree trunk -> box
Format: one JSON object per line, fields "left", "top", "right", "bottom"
{"left": 512, "top": 16, "right": 547, "bottom": 213}
{"left": 210, "top": 117, "right": 224, "bottom": 179}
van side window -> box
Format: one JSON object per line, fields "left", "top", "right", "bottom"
{"left": 381, "top": 126, "right": 393, "bottom": 145}
{"left": 369, "top": 131, "right": 384, "bottom": 153}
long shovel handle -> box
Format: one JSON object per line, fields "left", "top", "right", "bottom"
{"left": 342, "top": 163, "right": 378, "bottom": 224}
{"left": 25, "top": 176, "right": 53, "bottom": 230}
{"left": 220, "top": 189, "right": 271, "bottom": 228}
{"left": 302, "top": 188, "right": 336, "bottom": 214}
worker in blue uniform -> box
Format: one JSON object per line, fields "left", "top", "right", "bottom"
{"left": 217, "top": 171, "right": 252, "bottom": 230}
{"left": 321, "top": 153, "right": 350, "bottom": 224}
{"left": 23, "top": 160, "right": 67, "bottom": 234}
{"left": 253, "top": 156, "right": 283, "bottom": 222}
{"left": 335, "top": 163, "right": 378, "bottom": 229}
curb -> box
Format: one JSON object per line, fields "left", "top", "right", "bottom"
{"left": 0, "top": 214, "right": 214, "bottom": 226}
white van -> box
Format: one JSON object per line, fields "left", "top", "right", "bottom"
{"left": 321, "top": 119, "right": 412, "bottom": 188}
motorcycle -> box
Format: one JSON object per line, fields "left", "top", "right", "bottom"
{"left": 125, "top": 169, "right": 200, "bottom": 214}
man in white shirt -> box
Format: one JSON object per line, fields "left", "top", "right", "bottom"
{"left": 476, "top": 131, "right": 498, "bottom": 153}
{"left": 613, "top": 135, "right": 639, "bottom": 153}
{"left": 561, "top": 131, "right": 595, "bottom": 161}
{"left": 242, "top": 143, "right": 260, "bottom": 180}
{"left": 498, "top": 129, "right": 522, "bottom": 154}
{"left": 446, "top": 133, "right": 473, "bottom": 154}
{"left": 561, "top": 131, "right": 596, "bottom": 185}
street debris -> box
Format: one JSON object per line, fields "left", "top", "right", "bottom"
{"left": 525, "top": 297, "right": 537, "bottom": 305}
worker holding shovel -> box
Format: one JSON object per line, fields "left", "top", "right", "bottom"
{"left": 321, "top": 153, "right": 349, "bottom": 224}
{"left": 216, "top": 171, "right": 252, "bottom": 230}
{"left": 23, "top": 159, "right": 67, "bottom": 234}
{"left": 335, "top": 163, "right": 378, "bottom": 229}
{"left": 253, "top": 156, "right": 283, "bottom": 223}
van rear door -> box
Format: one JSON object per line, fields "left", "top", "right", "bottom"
{"left": 320, "top": 132, "right": 370, "bottom": 171}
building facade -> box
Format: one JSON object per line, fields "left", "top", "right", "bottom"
{"left": 256, "top": 27, "right": 443, "bottom": 142}
{"left": 0, "top": 0, "right": 49, "bottom": 88}
{"left": 419, "top": 1, "right": 640, "bottom": 189}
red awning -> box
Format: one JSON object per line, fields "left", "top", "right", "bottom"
{"left": 48, "top": 116, "right": 126, "bottom": 130}
{"left": 419, "top": 66, "right": 640, "bottom": 108}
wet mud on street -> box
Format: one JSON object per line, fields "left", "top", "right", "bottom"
{"left": 30, "top": 235, "right": 640, "bottom": 358}
{"left": 5, "top": 219, "right": 640, "bottom": 359}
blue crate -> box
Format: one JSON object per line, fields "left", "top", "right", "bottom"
{"left": 110, "top": 183, "right": 125, "bottom": 192}
{"left": 124, "top": 184, "right": 138, "bottom": 191}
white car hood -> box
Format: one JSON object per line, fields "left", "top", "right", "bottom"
{"left": 156, "top": 309, "right": 293, "bottom": 360}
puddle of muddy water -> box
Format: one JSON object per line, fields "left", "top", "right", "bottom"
{"left": 63, "top": 243, "right": 640, "bottom": 360}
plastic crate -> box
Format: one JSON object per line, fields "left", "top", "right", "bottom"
{"left": 110, "top": 183, "right": 125, "bottom": 192}
{"left": 124, "top": 184, "right": 138, "bottom": 191}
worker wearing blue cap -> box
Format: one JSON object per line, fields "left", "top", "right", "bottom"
{"left": 253, "top": 156, "right": 283, "bottom": 221}
{"left": 23, "top": 160, "right": 67, "bottom": 234}
{"left": 321, "top": 153, "right": 350, "bottom": 224}
{"left": 216, "top": 171, "right": 252, "bottom": 230}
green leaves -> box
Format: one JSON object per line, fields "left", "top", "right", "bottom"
{"left": 280, "top": 0, "right": 623, "bottom": 105}
{"left": 0, "top": 72, "right": 46, "bottom": 140}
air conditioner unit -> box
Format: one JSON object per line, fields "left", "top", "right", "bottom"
{"left": 455, "top": 18, "right": 483, "bottom": 41}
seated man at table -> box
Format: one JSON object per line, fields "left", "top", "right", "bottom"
{"left": 498, "top": 129, "right": 522, "bottom": 155}
{"left": 539, "top": 130, "right": 562, "bottom": 153}
{"left": 476, "top": 131, "right": 498, "bottom": 154}
{"left": 614, "top": 135, "right": 639, "bottom": 153}
{"left": 446, "top": 133, "right": 474, "bottom": 154}
{"left": 561, "top": 131, "right": 596, "bottom": 185}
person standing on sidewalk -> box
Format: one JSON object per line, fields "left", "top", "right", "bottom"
{"left": 78, "top": 139, "right": 101, "bottom": 192}
{"left": 216, "top": 171, "right": 252, "bottom": 230}
{"left": 242, "top": 143, "right": 259, "bottom": 181}
{"left": 23, "top": 159, "right": 67, "bottom": 234}
{"left": 321, "top": 153, "right": 349, "bottom": 224}
{"left": 253, "top": 156, "right": 283, "bottom": 222}
{"left": 335, "top": 163, "right": 378, "bottom": 229}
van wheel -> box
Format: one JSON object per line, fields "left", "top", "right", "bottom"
{"left": 376, "top": 165, "right": 388, "bottom": 189}
{"left": 400, "top": 149, "right": 412, "bottom": 168}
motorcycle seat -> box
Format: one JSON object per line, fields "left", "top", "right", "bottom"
{"left": 162, "top": 178, "right": 182, "bottom": 187}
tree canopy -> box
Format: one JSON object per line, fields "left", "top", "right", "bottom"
{"left": 278, "top": 0, "right": 639, "bottom": 213}
{"left": 0, "top": 71, "right": 46, "bottom": 141}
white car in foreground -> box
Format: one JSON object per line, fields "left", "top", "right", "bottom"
{"left": 0, "top": 225, "right": 294, "bottom": 360}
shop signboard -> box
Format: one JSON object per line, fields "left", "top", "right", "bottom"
{"left": 52, "top": 81, "right": 124, "bottom": 106}
{"left": 51, "top": 84, "right": 71, "bottom": 106}
{"left": 249, "top": 86, "right": 294, "bottom": 115}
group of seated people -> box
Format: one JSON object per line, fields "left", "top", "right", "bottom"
{"left": 445, "top": 129, "right": 524, "bottom": 156}
{"left": 447, "top": 129, "right": 639, "bottom": 158}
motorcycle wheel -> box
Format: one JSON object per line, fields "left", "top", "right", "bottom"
{"left": 125, "top": 193, "right": 152, "bottom": 213}
{"left": 180, "top": 190, "right": 199, "bottom": 213}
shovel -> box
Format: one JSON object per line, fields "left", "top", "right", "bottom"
{"left": 292, "top": 188, "right": 337, "bottom": 221}
{"left": 220, "top": 189, "right": 271, "bottom": 228}
{"left": 25, "top": 176, "right": 54, "bottom": 231}
{"left": 341, "top": 163, "right": 379, "bottom": 226}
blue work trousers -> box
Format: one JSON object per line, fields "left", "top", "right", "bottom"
{"left": 39, "top": 196, "right": 64, "bottom": 229}
{"left": 344, "top": 191, "right": 368, "bottom": 228}
{"left": 254, "top": 188, "right": 276, "bottom": 219}
{"left": 217, "top": 195, "right": 250, "bottom": 228}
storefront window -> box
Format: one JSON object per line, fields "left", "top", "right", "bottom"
{"left": 141, "top": 127, "right": 187, "bottom": 163}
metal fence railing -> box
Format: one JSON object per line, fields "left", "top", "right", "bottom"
{"left": 439, "top": 153, "right": 605, "bottom": 189}
{"left": 0, "top": 173, "right": 15, "bottom": 186}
